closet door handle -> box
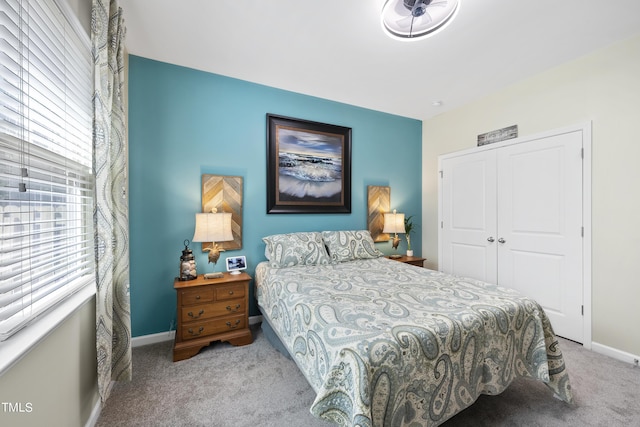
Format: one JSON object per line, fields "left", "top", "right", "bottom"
{"left": 498, "top": 238, "right": 506, "bottom": 244}
{"left": 487, "top": 237, "right": 495, "bottom": 242}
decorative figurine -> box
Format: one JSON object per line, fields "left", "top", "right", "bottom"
{"left": 203, "top": 242, "right": 222, "bottom": 266}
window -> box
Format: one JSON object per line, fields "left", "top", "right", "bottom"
{"left": 0, "top": 0, "right": 94, "bottom": 340}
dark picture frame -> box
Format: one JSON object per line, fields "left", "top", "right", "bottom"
{"left": 267, "top": 114, "right": 352, "bottom": 214}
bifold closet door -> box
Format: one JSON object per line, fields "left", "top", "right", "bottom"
{"left": 440, "top": 150, "right": 497, "bottom": 284}
{"left": 497, "top": 131, "right": 584, "bottom": 342}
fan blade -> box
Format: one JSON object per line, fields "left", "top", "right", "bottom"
{"left": 429, "top": 0, "right": 450, "bottom": 7}
{"left": 413, "top": 13, "right": 433, "bottom": 28}
{"left": 395, "top": 14, "right": 415, "bottom": 30}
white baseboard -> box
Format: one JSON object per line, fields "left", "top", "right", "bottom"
{"left": 132, "top": 330, "right": 175, "bottom": 347}
{"left": 592, "top": 341, "right": 640, "bottom": 366}
{"left": 131, "top": 315, "right": 264, "bottom": 348}
{"left": 85, "top": 398, "right": 101, "bottom": 427}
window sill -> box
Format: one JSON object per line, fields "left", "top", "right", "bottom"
{"left": 0, "top": 283, "right": 96, "bottom": 377}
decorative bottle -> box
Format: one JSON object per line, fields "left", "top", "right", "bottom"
{"left": 179, "top": 239, "right": 197, "bottom": 281}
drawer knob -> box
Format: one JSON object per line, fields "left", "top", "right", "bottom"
{"left": 195, "top": 295, "right": 201, "bottom": 300}
{"left": 226, "top": 304, "right": 241, "bottom": 312}
{"left": 228, "top": 290, "right": 234, "bottom": 295}
{"left": 225, "top": 320, "right": 240, "bottom": 329}
{"left": 188, "top": 309, "right": 205, "bottom": 319}
{"left": 187, "top": 326, "right": 204, "bottom": 336}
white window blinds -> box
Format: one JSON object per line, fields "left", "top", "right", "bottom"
{"left": 0, "top": 0, "right": 94, "bottom": 340}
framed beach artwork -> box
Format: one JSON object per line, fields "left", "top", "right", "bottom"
{"left": 266, "top": 114, "right": 352, "bottom": 214}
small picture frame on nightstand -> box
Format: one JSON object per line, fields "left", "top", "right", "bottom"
{"left": 226, "top": 255, "right": 247, "bottom": 275}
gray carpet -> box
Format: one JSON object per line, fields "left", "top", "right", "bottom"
{"left": 96, "top": 325, "right": 640, "bottom": 426}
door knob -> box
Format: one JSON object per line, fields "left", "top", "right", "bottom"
{"left": 498, "top": 238, "right": 506, "bottom": 244}
{"left": 487, "top": 237, "right": 495, "bottom": 242}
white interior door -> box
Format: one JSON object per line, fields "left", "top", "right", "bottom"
{"left": 440, "top": 150, "right": 497, "bottom": 283}
{"left": 497, "top": 131, "right": 584, "bottom": 342}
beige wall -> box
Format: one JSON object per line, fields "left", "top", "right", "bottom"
{"left": 0, "top": 299, "right": 98, "bottom": 427}
{"left": 421, "top": 34, "right": 640, "bottom": 356}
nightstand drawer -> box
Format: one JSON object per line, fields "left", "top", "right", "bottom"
{"left": 180, "top": 288, "right": 215, "bottom": 305}
{"left": 215, "top": 283, "right": 245, "bottom": 301}
{"left": 181, "top": 315, "right": 247, "bottom": 341}
{"left": 180, "top": 299, "right": 245, "bottom": 323}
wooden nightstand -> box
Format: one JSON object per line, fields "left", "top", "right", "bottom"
{"left": 173, "top": 272, "right": 253, "bottom": 362}
{"left": 386, "top": 255, "right": 426, "bottom": 267}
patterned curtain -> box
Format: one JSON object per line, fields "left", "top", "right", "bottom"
{"left": 91, "top": 0, "right": 131, "bottom": 403}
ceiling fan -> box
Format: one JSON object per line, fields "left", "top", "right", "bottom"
{"left": 381, "top": 0, "right": 460, "bottom": 40}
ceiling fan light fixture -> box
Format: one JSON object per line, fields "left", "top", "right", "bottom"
{"left": 381, "top": 0, "right": 460, "bottom": 41}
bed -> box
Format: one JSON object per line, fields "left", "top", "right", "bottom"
{"left": 255, "top": 230, "right": 573, "bottom": 427}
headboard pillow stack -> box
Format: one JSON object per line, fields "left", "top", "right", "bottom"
{"left": 262, "top": 230, "right": 383, "bottom": 268}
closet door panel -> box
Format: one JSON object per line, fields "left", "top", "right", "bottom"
{"left": 497, "top": 131, "right": 583, "bottom": 342}
{"left": 441, "top": 150, "right": 497, "bottom": 284}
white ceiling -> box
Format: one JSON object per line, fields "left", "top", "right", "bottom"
{"left": 119, "top": 0, "right": 640, "bottom": 121}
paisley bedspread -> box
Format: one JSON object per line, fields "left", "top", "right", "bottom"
{"left": 255, "top": 257, "right": 573, "bottom": 426}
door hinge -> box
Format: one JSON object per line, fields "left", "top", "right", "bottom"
{"left": 581, "top": 226, "right": 584, "bottom": 237}
{"left": 441, "top": 221, "right": 443, "bottom": 229}
{"left": 581, "top": 305, "right": 584, "bottom": 316}
{"left": 439, "top": 170, "right": 443, "bottom": 178}
{"left": 581, "top": 148, "right": 584, "bottom": 159}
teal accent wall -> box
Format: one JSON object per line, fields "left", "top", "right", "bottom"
{"left": 128, "top": 55, "right": 422, "bottom": 337}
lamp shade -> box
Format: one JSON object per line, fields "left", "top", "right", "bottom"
{"left": 383, "top": 210, "right": 406, "bottom": 234}
{"left": 192, "top": 212, "right": 233, "bottom": 243}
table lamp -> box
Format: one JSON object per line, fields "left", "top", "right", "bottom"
{"left": 192, "top": 210, "right": 233, "bottom": 279}
{"left": 383, "top": 209, "right": 405, "bottom": 258}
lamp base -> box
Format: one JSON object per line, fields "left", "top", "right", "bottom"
{"left": 389, "top": 254, "right": 402, "bottom": 259}
{"left": 203, "top": 272, "right": 224, "bottom": 279}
